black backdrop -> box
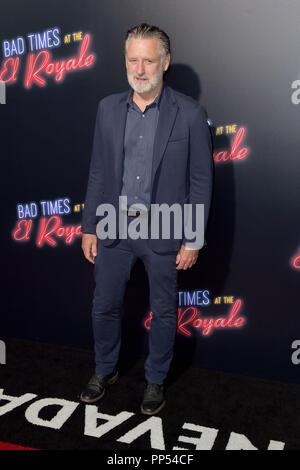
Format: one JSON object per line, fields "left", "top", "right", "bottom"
{"left": 1, "top": 0, "right": 299, "bottom": 383}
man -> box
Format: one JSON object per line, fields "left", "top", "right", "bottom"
{"left": 80, "top": 23, "right": 213, "bottom": 415}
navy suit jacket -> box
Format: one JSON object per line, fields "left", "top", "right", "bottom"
{"left": 81, "top": 82, "right": 213, "bottom": 253}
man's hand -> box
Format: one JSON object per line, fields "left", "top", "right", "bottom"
{"left": 82, "top": 233, "right": 98, "bottom": 264}
{"left": 176, "top": 245, "right": 199, "bottom": 270}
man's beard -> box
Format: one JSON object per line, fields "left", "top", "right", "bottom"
{"left": 127, "top": 66, "right": 164, "bottom": 94}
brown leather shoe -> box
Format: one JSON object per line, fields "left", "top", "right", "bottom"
{"left": 141, "top": 381, "right": 166, "bottom": 415}
{"left": 80, "top": 369, "right": 118, "bottom": 403}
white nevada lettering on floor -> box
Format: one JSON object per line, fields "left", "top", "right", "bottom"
{"left": 0, "top": 341, "right": 5, "bottom": 365}
{"left": 0, "top": 389, "right": 285, "bottom": 450}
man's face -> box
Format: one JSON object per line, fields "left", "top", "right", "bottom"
{"left": 125, "top": 37, "right": 170, "bottom": 94}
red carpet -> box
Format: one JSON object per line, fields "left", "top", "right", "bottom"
{"left": 1, "top": 337, "right": 300, "bottom": 450}
{"left": 0, "top": 441, "right": 37, "bottom": 450}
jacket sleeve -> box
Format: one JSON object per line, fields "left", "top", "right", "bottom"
{"left": 81, "top": 100, "right": 104, "bottom": 234}
{"left": 182, "top": 104, "right": 213, "bottom": 249}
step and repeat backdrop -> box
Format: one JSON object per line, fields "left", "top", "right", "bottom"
{"left": 1, "top": 0, "right": 299, "bottom": 383}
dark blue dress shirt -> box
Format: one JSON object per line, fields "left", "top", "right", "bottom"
{"left": 120, "top": 84, "right": 164, "bottom": 213}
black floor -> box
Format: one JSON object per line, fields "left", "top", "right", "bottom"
{"left": 0, "top": 337, "right": 300, "bottom": 450}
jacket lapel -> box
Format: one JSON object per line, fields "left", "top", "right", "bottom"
{"left": 112, "top": 96, "right": 128, "bottom": 196}
{"left": 150, "top": 85, "right": 178, "bottom": 189}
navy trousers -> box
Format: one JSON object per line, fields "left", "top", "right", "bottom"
{"left": 91, "top": 215, "right": 179, "bottom": 384}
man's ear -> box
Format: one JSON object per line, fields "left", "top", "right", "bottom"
{"left": 163, "top": 53, "right": 171, "bottom": 72}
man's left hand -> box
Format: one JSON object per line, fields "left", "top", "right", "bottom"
{"left": 176, "top": 245, "right": 199, "bottom": 270}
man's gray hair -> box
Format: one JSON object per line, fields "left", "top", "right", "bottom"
{"left": 124, "top": 23, "right": 171, "bottom": 60}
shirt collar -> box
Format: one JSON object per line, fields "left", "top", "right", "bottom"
{"left": 126, "top": 81, "right": 165, "bottom": 109}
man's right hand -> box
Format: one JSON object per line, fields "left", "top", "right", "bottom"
{"left": 81, "top": 233, "right": 98, "bottom": 264}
